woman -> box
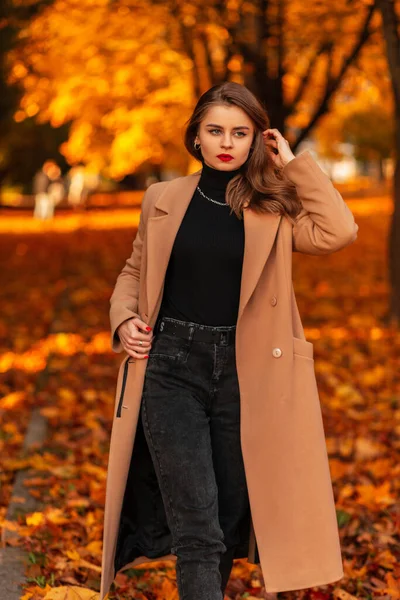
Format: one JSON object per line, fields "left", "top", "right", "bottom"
{"left": 100, "top": 82, "right": 358, "bottom": 600}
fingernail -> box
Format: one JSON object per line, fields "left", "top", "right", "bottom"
{"left": 146, "top": 326, "right": 152, "bottom": 331}
{"left": 144, "top": 355, "right": 149, "bottom": 358}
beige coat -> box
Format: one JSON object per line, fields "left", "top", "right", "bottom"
{"left": 100, "top": 150, "right": 358, "bottom": 599}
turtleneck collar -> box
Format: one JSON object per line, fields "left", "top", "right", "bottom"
{"left": 198, "top": 157, "right": 244, "bottom": 192}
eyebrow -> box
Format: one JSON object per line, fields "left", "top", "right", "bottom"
{"left": 205, "top": 123, "right": 250, "bottom": 130}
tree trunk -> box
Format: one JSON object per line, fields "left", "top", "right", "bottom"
{"left": 375, "top": 0, "right": 400, "bottom": 325}
{"left": 388, "top": 122, "right": 400, "bottom": 324}
{"left": 378, "top": 158, "right": 386, "bottom": 182}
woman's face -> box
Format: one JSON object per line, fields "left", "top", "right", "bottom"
{"left": 195, "top": 104, "right": 255, "bottom": 171}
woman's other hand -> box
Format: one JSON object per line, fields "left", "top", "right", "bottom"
{"left": 262, "top": 128, "right": 295, "bottom": 169}
{"left": 117, "top": 317, "right": 154, "bottom": 359}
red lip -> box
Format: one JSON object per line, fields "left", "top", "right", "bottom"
{"left": 217, "top": 154, "right": 234, "bottom": 161}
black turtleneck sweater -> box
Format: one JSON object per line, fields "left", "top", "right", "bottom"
{"left": 159, "top": 159, "right": 245, "bottom": 326}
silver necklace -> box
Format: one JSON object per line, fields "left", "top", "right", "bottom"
{"left": 197, "top": 185, "right": 229, "bottom": 206}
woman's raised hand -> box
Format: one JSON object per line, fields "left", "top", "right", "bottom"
{"left": 117, "top": 317, "right": 154, "bottom": 359}
{"left": 262, "top": 128, "right": 295, "bottom": 169}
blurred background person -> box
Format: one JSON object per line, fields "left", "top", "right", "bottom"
{"left": 32, "top": 160, "right": 64, "bottom": 219}
{"left": 67, "top": 165, "right": 89, "bottom": 210}
{"left": 47, "top": 162, "right": 65, "bottom": 212}
{"left": 33, "top": 160, "right": 51, "bottom": 219}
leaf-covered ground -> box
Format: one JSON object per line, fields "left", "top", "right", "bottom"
{"left": 0, "top": 205, "right": 399, "bottom": 600}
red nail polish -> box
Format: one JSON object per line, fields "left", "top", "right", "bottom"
{"left": 146, "top": 326, "right": 152, "bottom": 331}
{"left": 144, "top": 355, "right": 149, "bottom": 358}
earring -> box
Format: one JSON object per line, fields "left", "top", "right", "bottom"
{"left": 194, "top": 141, "right": 201, "bottom": 150}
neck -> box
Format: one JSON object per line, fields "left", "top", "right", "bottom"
{"left": 198, "top": 158, "right": 243, "bottom": 193}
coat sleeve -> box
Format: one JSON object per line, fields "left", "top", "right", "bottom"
{"left": 109, "top": 182, "right": 162, "bottom": 353}
{"left": 282, "top": 150, "right": 359, "bottom": 255}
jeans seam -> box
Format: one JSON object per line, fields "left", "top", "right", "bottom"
{"left": 141, "top": 397, "right": 191, "bottom": 599}
{"left": 141, "top": 396, "right": 182, "bottom": 547}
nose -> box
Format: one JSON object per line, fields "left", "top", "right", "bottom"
{"left": 221, "top": 134, "right": 233, "bottom": 150}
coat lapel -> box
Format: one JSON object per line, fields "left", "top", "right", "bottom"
{"left": 145, "top": 169, "right": 282, "bottom": 324}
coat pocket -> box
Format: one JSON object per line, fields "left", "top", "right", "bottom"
{"left": 293, "top": 336, "right": 314, "bottom": 360}
{"left": 116, "top": 357, "right": 135, "bottom": 417}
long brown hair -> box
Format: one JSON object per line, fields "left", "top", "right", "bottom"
{"left": 183, "top": 81, "right": 302, "bottom": 222}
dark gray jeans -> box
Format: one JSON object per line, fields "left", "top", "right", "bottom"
{"left": 140, "top": 315, "right": 250, "bottom": 600}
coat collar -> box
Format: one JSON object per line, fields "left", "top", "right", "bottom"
{"left": 146, "top": 169, "right": 282, "bottom": 325}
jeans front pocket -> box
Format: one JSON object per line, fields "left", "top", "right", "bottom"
{"left": 148, "top": 332, "right": 189, "bottom": 363}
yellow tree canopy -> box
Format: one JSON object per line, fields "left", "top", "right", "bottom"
{"left": 7, "top": 0, "right": 391, "bottom": 176}
{"left": 8, "top": 0, "right": 194, "bottom": 177}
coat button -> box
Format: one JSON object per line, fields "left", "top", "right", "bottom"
{"left": 270, "top": 296, "right": 277, "bottom": 306}
{"left": 272, "top": 347, "right": 282, "bottom": 358}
